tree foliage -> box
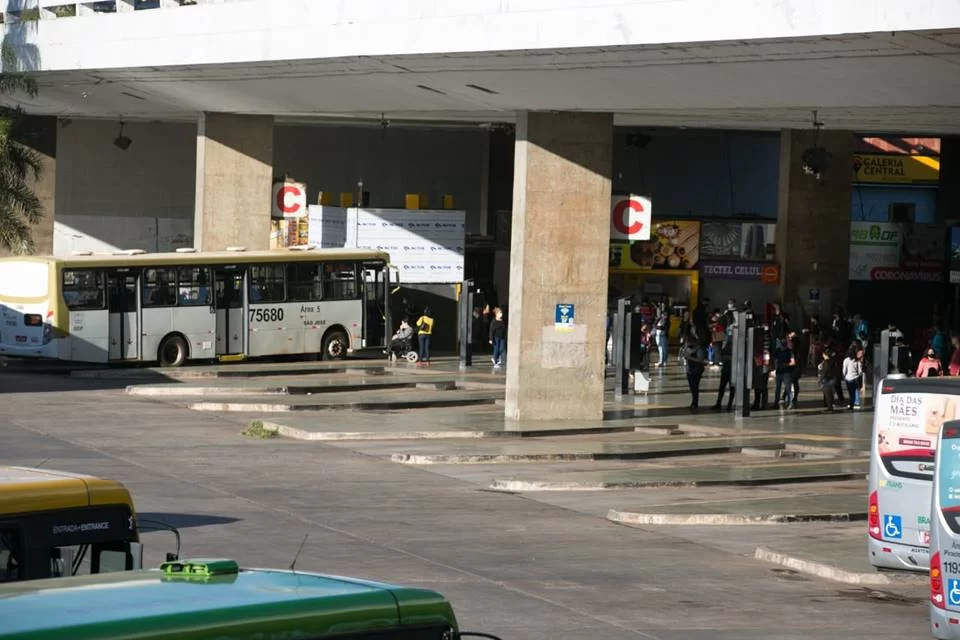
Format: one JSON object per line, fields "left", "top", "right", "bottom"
{"left": 0, "top": 42, "right": 42, "bottom": 255}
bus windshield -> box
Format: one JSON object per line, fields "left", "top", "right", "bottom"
{"left": 940, "top": 427, "right": 960, "bottom": 533}
{"left": 0, "top": 467, "right": 143, "bottom": 582}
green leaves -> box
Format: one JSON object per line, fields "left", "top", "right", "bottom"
{"left": 0, "top": 42, "right": 42, "bottom": 254}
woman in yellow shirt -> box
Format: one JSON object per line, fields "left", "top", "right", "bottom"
{"left": 416, "top": 307, "right": 434, "bottom": 366}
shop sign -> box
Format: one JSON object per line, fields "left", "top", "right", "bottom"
{"left": 852, "top": 154, "right": 940, "bottom": 185}
{"left": 700, "top": 222, "right": 776, "bottom": 261}
{"left": 610, "top": 195, "right": 652, "bottom": 241}
{"left": 849, "top": 222, "right": 945, "bottom": 282}
{"left": 610, "top": 220, "right": 700, "bottom": 271}
{"left": 700, "top": 260, "right": 780, "bottom": 284}
{"left": 272, "top": 181, "right": 307, "bottom": 218}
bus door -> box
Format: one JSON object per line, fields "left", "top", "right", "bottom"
{"left": 214, "top": 267, "right": 244, "bottom": 355}
{"left": 107, "top": 269, "right": 139, "bottom": 361}
{"left": 361, "top": 261, "right": 387, "bottom": 349}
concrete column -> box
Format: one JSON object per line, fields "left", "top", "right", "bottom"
{"left": 0, "top": 116, "right": 56, "bottom": 257}
{"left": 504, "top": 112, "right": 613, "bottom": 422}
{"left": 193, "top": 112, "right": 273, "bottom": 251}
{"left": 775, "top": 129, "right": 854, "bottom": 322}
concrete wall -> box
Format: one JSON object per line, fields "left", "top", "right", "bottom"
{"left": 18, "top": 0, "right": 960, "bottom": 71}
{"left": 53, "top": 119, "right": 195, "bottom": 254}
{"left": 273, "top": 124, "right": 487, "bottom": 233}
{"left": 613, "top": 130, "right": 780, "bottom": 219}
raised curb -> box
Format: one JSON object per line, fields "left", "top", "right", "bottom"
{"left": 607, "top": 509, "right": 866, "bottom": 526}
{"left": 188, "top": 397, "right": 499, "bottom": 412}
{"left": 261, "top": 421, "right": 494, "bottom": 441}
{"left": 73, "top": 365, "right": 387, "bottom": 380}
{"left": 489, "top": 470, "right": 867, "bottom": 491}
{"left": 753, "top": 546, "right": 925, "bottom": 586}
{"left": 126, "top": 380, "right": 464, "bottom": 397}
{"left": 390, "top": 443, "right": 768, "bottom": 465}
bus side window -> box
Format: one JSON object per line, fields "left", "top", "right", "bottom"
{"left": 322, "top": 262, "right": 357, "bottom": 301}
{"left": 143, "top": 269, "right": 176, "bottom": 308}
{"left": 286, "top": 263, "right": 322, "bottom": 302}
{"left": 63, "top": 270, "right": 105, "bottom": 311}
{"left": 178, "top": 267, "right": 211, "bottom": 306}
{"left": 0, "top": 526, "right": 21, "bottom": 582}
{"left": 249, "top": 265, "right": 285, "bottom": 303}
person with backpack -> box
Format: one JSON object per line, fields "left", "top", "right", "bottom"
{"left": 713, "top": 300, "right": 737, "bottom": 411}
{"left": 681, "top": 330, "right": 708, "bottom": 411}
{"left": 818, "top": 348, "right": 837, "bottom": 411}
{"left": 415, "top": 307, "right": 434, "bottom": 366}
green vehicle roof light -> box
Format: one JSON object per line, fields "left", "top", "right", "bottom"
{"left": 160, "top": 558, "right": 240, "bottom": 577}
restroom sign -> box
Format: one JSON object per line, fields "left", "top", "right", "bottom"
{"left": 610, "top": 195, "right": 652, "bottom": 241}
{"left": 272, "top": 181, "right": 307, "bottom": 218}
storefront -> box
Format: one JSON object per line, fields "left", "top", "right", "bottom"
{"left": 608, "top": 220, "right": 701, "bottom": 340}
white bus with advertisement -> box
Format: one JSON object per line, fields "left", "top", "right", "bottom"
{"left": 868, "top": 378, "right": 960, "bottom": 573}
{"left": 0, "top": 248, "right": 391, "bottom": 366}
{"left": 930, "top": 419, "right": 960, "bottom": 638}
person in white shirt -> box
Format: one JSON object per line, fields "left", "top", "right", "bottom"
{"left": 842, "top": 346, "right": 865, "bottom": 410}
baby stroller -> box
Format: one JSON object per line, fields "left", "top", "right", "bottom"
{"left": 388, "top": 335, "right": 419, "bottom": 363}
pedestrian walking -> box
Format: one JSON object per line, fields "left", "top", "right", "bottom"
{"left": 488, "top": 308, "right": 506, "bottom": 369}
{"left": 713, "top": 301, "right": 737, "bottom": 411}
{"left": 788, "top": 331, "right": 801, "bottom": 408}
{"left": 805, "top": 316, "right": 822, "bottom": 372}
{"left": 769, "top": 302, "right": 789, "bottom": 350}
{"left": 415, "top": 306, "right": 434, "bottom": 366}
{"left": 751, "top": 323, "right": 770, "bottom": 411}
{"left": 773, "top": 340, "right": 796, "bottom": 409}
{"left": 681, "top": 330, "right": 708, "bottom": 411}
{"left": 949, "top": 336, "right": 960, "bottom": 376}
{"left": 654, "top": 302, "right": 670, "bottom": 368}
{"left": 818, "top": 348, "right": 837, "bottom": 411}
{"left": 842, "top": 346, "right": 865, "bottom": 410}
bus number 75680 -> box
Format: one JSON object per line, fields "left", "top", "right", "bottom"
{"left": 250, "top": 308, "right": 284, "bottom": 322}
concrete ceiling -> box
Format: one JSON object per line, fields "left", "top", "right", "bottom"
{"left": 10, "top": 30, "right": 960, "bottom": 133}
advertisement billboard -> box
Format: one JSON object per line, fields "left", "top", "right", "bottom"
{"left": 610, "top": 220, "right": 700, "bottom": 271}
{"left": 700, "top": 222, "right": 776, "bottom": 261}
{"left": 849, "top": 222, "right": 945, "bottom": 282}
{"left": 853, "top": 154, "right": 940, "bottom": 185}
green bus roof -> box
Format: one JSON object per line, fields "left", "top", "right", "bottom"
{"left": 0, "top": 564, "right": 457, "bottom": 640}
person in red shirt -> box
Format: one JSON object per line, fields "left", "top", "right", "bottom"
{"left": 917, "top": 348, "right": 943, "bottom": 378}
{"left": 950, "top": 336, "right": 960, "bottom": 376}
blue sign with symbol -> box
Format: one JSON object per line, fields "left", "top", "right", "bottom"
{"left": 555, "top": 304, "right": 575, "bottom": 328}
{"left": 883, "top": 514, "right": 902, "bottom": 540}
{"left": 950, "top": 579, "right": 960, "bottom": 607}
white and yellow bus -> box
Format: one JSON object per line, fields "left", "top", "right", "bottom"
{"left": 0, "top": 248, "right": 391, "bottom": 366}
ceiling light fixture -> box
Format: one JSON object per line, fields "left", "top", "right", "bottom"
{"left": 113, "top": 120, "right": 132, "bottom": 151}
{"left": 800, "top": 110, "right": 830, "bottom": 181}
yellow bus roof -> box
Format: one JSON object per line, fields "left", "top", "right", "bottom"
{"left": 0, "top": 248, "right": 390, "bottom": 270}
{"left": 0, "top": 466, "right": 135, "bottom": 515}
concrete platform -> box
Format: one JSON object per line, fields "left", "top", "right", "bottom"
{"left": 608, "top": 492, "right": 866, "bottom": 525}
{"left": 389, "top": 434, "right": 864, "bottom": 464}
{"left": 184, "top": 387, "right": 503, "bottom": 412}
{"left": 490, "top": 457, "right": 869, "bottom": 491}
{"left": 125, "top": 379, "right": 482, "bottom": 397}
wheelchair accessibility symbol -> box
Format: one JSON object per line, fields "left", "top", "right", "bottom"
{"left": 949, "top": 579, "right": 960, "bottom": 607}
{"left": 883, "top": 515, "right": 902, "bottom": 540}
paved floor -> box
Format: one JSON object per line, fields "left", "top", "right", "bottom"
{"left": 0, "top": 360, "right": 930, "bottom": 639}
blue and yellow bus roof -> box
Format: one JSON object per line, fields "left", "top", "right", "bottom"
{"left": 0, "top": 559, "right": 458, "bottom": 640}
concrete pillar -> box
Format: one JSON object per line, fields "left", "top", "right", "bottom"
{"left": 775, "top": 129, "right": 854, "bottom": 322}
{"left": 193, "top": 113, "right": 273, "bottom": 251}
{"left": 504, "top": 112, "right": 613, "bottom": 422}
{"left": 0, "top": 116, "right": 56, "bottom": 257}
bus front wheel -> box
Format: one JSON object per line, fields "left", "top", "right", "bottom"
{"left": 158, "top": 335, "right": 188, "bottom": 367}
{"left": 322, "top": 330, "right": 348, "bottom": 361}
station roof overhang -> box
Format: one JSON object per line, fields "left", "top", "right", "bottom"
{"left": 6, "top": 30, "right": 960, "bottom": 134}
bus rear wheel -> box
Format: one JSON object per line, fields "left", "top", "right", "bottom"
{"left": 158, "top": 335, "right": 188, "bottom": 367}
{"left": 322, "top": 330, "right": 349, "bottom": 361}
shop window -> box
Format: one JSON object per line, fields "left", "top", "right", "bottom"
{"left": 142, "top": 268, "right": 177, "bottom": 307}
{"left": 63, "top": 270, "right": 105, "bottom": 311}
{"left": 287, "top": 263, "right": 322, "bottom": 303}
{"left": 177, "top": 267, "right": 211, "bottom": 307}
{"left": 322, "top": 263, "right": 358, "bottom": 301}
{"left": 249, "top": 265, "right": 286, "bottom": 303}
{"left": 889, "top": 202, "right": 916, "bottom": 223}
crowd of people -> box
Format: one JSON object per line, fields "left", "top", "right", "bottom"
{"left": 674, "top": 301, "right": 954, "bottom": 413}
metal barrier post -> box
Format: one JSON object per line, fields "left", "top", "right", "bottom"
{"left": 458, "top": 279, "right": 474, "bottom": 369}
{"left": 732, "top": 310, "right": 754, "bottom": 419}
{"left": 613, "top": 296, "right": 632, "bottom": 398}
